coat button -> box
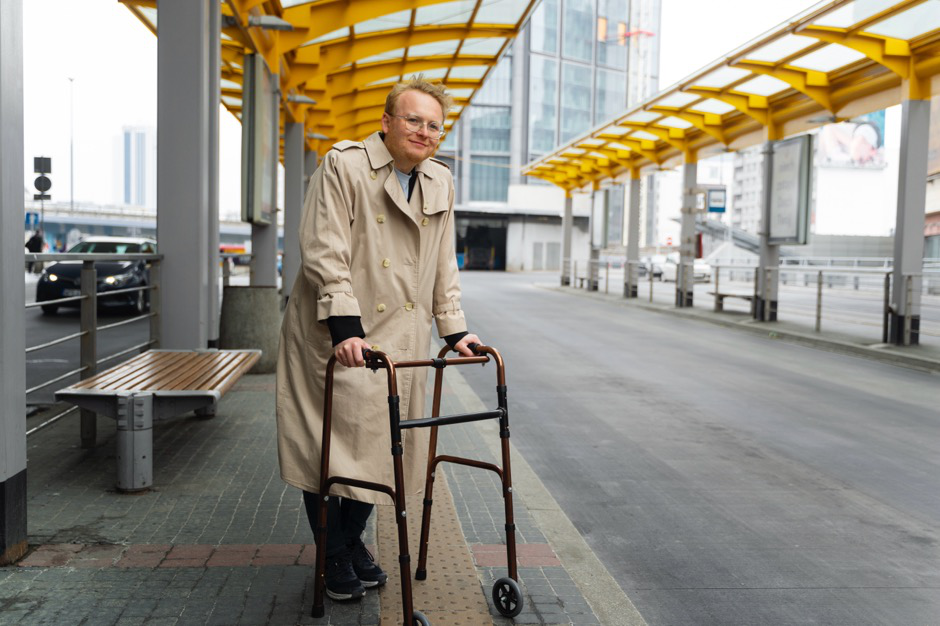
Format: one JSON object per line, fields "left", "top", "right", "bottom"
{"left": 377, "top": 303, "right": 386, "bottom": 313}
{"left": 404, "top": 302, "right": 414, "bottom": 311}
{"left": 371, "top": 344, "right": 380, "bottom": 351}
{"left": 370, "top": 170, "right": 377, "bottom": 180}
{"left": 377, "top": 214, "right": 386, "bottom": 224}
{"left": 421, "top": 217, "right": 429, "bottom": 226}
{"left": 382, "top": 258, "right": 391, "bottom": 268}
{"left": 423, "top": 206, "right": 430, "bottom": 214}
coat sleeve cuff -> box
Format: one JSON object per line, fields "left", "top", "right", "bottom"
{"left": 316, "top": 290, "right": 362, "bottom": 320}
{"left": 435, "top": 310, "right": 467, "bottom": 338}
{"left": 326, "top": 316, "right": 366, "bottom": 346}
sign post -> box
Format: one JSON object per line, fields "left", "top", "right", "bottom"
{"left": 33, "top": 156, "right": 51, "bottom": 231}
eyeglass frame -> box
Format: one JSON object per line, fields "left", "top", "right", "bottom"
{"left": 390, "top": 114, "right": 447, "bottom": 139}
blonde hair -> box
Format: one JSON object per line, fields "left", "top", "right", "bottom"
{"left": 385, "top": 75, "right": 453, "bottom": 120}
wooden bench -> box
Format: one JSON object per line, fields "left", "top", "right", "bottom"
{"left": 709, "top": 291, "right": 756, "bottom": 315}
{"left": 56, "top": 349, "right": 260, "bottom": 491}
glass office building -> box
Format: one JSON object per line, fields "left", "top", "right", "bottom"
{"left": 438, "top": 0, "right": 661, "bottom": 270}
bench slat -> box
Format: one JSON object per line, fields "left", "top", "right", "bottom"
{"left": 69, "top": 351, "right": 184, "bottom": 391}
{"left": 93, "top": 351, "right": 197, "bottom": 392}
{"left": 150, "top": 351, "right": 241, "bottom": 391}
{"left": 194, "top": 352, "right": 260, "bottom": 395}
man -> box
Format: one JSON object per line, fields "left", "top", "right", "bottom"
{"left": 25, "top": 229, "right": 43, "bottom": 272}
{"left": 276, "top": 76, "right": 480, "bottom": 602}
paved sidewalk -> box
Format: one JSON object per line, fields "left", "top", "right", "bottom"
{"left": 1, "top": 356, "right": 620, "bottom": 624}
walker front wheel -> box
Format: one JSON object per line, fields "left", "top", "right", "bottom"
{"left": 412, "top": 609, "right": 430, "bottom": 625}
{"left": 492, "top": 577, "right": 523, "bottom": 617}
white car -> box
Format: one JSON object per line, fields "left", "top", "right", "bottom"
{"left": 660, "top": 257, "right": 712, "bottom": 283}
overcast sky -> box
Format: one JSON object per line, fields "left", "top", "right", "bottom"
{"left": 24, "top": 0, "right": 822, "bottom": 216}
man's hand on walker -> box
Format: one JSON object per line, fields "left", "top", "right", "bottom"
{"left": 335, "top": 336, "right": 371, "bottom": 368}
{"left": 454, "top": 334, "right": 482, "bottom": 357}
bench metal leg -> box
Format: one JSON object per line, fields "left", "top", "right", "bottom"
{"left": 194, "top": 401, "right": 217, "bottom": 419}
{"left": 116, "top": 393, "right": 153, "bottom": 492}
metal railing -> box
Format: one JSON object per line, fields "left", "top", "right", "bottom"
{"left": 23, "top": 252, "right": 163, "bottom": 439}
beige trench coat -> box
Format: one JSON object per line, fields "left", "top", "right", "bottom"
{"left": 276, "top": 131, "right": 467, "bottom": 505}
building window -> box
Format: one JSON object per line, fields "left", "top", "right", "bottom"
{"left": 470, "top": 156, "right": 510, "bottom": 202}
{"left": 595, "top": 68, "right": 626, "bottom": 123}
{"left": 470, "top": 106, "right": 511, "bottom": 152}
{"left": 597, "top": 0, "right": 628, "bottom": 69}
{"left": 530, "top": 0, "right": 559, "bottom": 55}
{"left": 528, "top": 55, "right": 558, "bottom": 155}
{"left": 560, "top": 62, "right": 592, "bottom": 143}
{"left": 562, "top": 0, "right": 594, "bottom": 63}
{"left": 475, "top": 55, "right": 512, "bottom": 105}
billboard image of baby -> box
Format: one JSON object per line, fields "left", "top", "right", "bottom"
{"left": 816, "top": 110, "right": 886, "bottom": 169}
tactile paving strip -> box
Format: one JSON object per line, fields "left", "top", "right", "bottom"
{"left": 376, "top": 467, "right": 492, "bottom": 625}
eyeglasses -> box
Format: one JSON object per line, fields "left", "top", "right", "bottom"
{"left": 392, "top": 115, "right": 446, "bottom": 139}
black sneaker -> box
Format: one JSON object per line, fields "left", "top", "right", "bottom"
{"left": 325, "top": 553, "right": 366, "bottom": 601}
{"left": 348, "top": 541, "right": 388, "bottom": 588}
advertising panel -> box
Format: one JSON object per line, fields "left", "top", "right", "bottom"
{"left": 241, "top": 54, "right": 276, "bottom": 225}
{"left": 816, "top": 110, "right": 886, "bottom": 169}
{"left": 928, "top": 96, "right": 940, "bottom": 179}
{"left": 770, "top": 134, "right": 813, "bottom": 245}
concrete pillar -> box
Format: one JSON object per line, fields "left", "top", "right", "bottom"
{"left": 250, "top": 84, "right": 279, "bottom": 288}
{"left": 561, "top": 193, "right": 573, "bottom": 286}
{"left": 282, "top": 122, "right": 305, "bottom": 303}
{"left": 460, "top": 114, "right": 472, "bottom": 206}
{"left": 0, "top": 0, "right": 27, "bottom": 566}
{"left": 625, "top": 172, "right": 641, "bottom": 298}
{"left": 756, "top": 140, "right": 779, "bottom": 321}
{"left": 889, "top": 98, "right": 930, "bottom": 344}
{"left": 589, "top": 188, "right": 603, "bottom": 291}
{"left": 677, "top": 160, "right": 697, "bottom": 307}
{"left": 207, "top": 0, "right": 221, "bottom": 347}
{"left": 157, "top": 0, "right": 211, "bottom": 349}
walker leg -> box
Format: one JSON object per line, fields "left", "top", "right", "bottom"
{"left": 416, "top": 427, "right": 440, "bottom": 580}
{"left": 311, "top": 493, "right": 329, "bottom": 618}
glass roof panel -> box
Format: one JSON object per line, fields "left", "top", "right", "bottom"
{"left": 733, "top": 74, "right": 790, "bottom": 96}
{"left": 813, "top": 0, "right": 899, "bottom": 28}
{"left": 790, "top": 43, "right": 866, "bottom": 72}
{"left": 416, "top": 1, "right": 477, "bottom": 25}
{"left": 358, "top": 48, "right": 408, "bottom": 65}
{"left": 692, "top": 67, "right": 751, "bottom": 88}
{"left": 741, "top": 34, "right": 816, "bottom": 63}
{"left": 220, "top": 32, "right": 233, "bottom": 41}
{"left": 621, "top": 111, "right": 659, "bottom": 123}
{"left": 630, "top": 130, "right": 659, "bottom": 141}
{"left": 657, "top": 116, "right": 693, "bottom": 129}
{"left": 459, "top": 37, "right": 508, "bottom": 55}
{"left": 281, "top": 0, "right": 315, "bottom": 7}
{"left": 446, "top": 65, "right": 490, "bottom": 79}
{"left": 354, "top": 10, "right": 412, "bottom": 35}
{"left": 449, "top": 88, "right": 476, "bottom": 99}
{"left": 139, "top": 6, "right": 156, "bottom": 27}
{"left": 418, "top": 68, "right": 450, "bottom": 80}
{"left": 865, "top": 1, "right": 940, "bottom": 40}
{"left": 474, "top": 0, "right": 532, "bottom": 24}
{"left": 364, "top": 77, "right": 399, "bottom": 88}
{"left": 221, "top": 96, "right": 242, "bottom": 107}
{"left": 304, "top": 27, "right": 349, "bottom": 46}
{"left": 578, "top": 138, "right": 605, "bottom": 147}
{"left": 608, "top": 142, "right": 634, "bottom": 151}
{"left": 407, "top": 40, "right": 462, "bottom": 58}
{"left": 655, "top": 92, "right": 698, "bottom": 108}
{"left": 689, "top": 98, "right": 736, "bottom": 114}
{"left": 221, "top": 78, "right": 241, "bottom": 90}
{"left": 588, "top": 151, "right": 610, "bottom": 160}
{"left": 602, "top": 126, "right": 632, "bottom": 136}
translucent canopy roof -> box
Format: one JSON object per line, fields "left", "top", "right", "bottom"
{"left": 524, "top": 0, "right": 940, "bottom": 191}
{"left": 120, "top": 0, "right": 540, "bottom": 154}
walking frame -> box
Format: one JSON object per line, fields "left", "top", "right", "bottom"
{"left": 312, "top": 344, "right": 524, "bottom": 625}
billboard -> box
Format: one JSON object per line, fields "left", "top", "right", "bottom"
{"left": 770, "top": 134, "right": 813, "bottom": 245}
{"left": 929, "top": 95, "right": 940, "bottom": 178}
{"left": 816, "top": 110, "right": 886, "bottom": 169}
{"left": 606, "top": 185, "right": 624, "bottom": 247}
{"left": 241, "top": 54, "right": 277, "bottom": 225}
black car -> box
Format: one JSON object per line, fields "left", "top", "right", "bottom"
{"left": 36, "top": 237, "right": 156, "bottom": 315}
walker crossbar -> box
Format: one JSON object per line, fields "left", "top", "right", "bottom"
{"left": 324, "top": 476, "right": 396, "bottom": 502}
{"left": 430, "top": 455, "right": 504, "bottom": 480}
{"left": 399, "top": 408, "right": 504, "bottom": 430}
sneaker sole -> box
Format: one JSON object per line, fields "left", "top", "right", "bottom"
{"left": 326, "top": 588, "right": 366, "bottom": 601}
{"left": 360, "top": 576, "right": 388, "bottom": 588}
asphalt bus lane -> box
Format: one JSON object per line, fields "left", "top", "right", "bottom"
{"left": 454, "top": 271, "right": 940, "bottom": 626}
